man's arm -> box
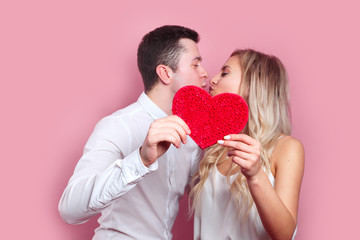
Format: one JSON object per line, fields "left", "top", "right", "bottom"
{"left": 58, "top": 115, "right": 190, "bottom": 224}
{"left": 58, "top": 115, "right": 157, "bottom": 224}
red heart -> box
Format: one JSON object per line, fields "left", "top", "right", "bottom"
{"left": 172, "top": 85, "right": 248, "bottom": 149}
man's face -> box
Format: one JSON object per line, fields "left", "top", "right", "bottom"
{"left": 171, "top": 38, "right": 208, "bottom": 93}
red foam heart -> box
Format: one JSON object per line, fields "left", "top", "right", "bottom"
{"left": 172, "top": 85, "right": 248, "bottom": 149}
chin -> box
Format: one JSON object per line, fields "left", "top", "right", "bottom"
{"left": 210, "top": 91, "right": 217, "bottom": 97}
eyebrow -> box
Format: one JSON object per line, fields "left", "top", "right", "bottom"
{"left": 221, "top": 65, "right": 231, "bottom": 71}
{"left": 192, "top": 56, "right": 202, "bottom": 62}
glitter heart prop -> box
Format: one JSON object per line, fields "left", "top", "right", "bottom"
{"left": 172, "top": 85, "right": 248, "bottom": 149}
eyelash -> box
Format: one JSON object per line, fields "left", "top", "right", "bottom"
{"left": 221, "top": 72, "right": 228, "bottom": 77}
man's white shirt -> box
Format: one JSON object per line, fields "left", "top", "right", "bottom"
{"left": 59, "top": 92, "right": 202, "bottom": 240}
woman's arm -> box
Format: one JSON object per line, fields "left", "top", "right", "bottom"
{"left": 219, "top": 134, "right": 304, "bottom": 240}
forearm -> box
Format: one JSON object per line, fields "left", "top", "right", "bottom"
{"left": 59, "top": 149, "right": 158, "bottom": 224}
{"left": 59, "top": 175, "right": 100, "bottom": 224}
{"left": 247, "top": 170, "right": 296, "bottom": 240}
{"left": 59, "top": 162, "right": 130, "bottom": 224}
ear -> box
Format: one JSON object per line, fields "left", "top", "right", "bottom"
{"left": 156, "top": 64, "right": 173, "bottom": 85}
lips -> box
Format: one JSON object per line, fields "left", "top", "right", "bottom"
{"left": 209, "top": 87, "right": 215, "bottom": 95}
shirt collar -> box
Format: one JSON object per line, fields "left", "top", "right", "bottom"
{"left": 138, "top": 92, "right": 168, "bottom": 120}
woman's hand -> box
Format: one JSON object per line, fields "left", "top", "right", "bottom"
{"left": 218, "top": 134, "right": 262, "bottom": 181}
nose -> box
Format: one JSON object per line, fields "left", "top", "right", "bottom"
{"left": 210, "top": 75, "right": 218, "bottom": 85}
{"left": 201, "top": 66, "right": 209, "bottom": 80}
{"left": 200, "top": 66, "right": 209, "bottom": 88}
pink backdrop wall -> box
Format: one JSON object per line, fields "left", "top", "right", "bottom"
{"left": 1, "top": 0, "right": 359, "bottom": 239}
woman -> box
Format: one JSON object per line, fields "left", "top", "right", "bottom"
{"left": 189, "top": 49, "right": 304, "bottom": 240}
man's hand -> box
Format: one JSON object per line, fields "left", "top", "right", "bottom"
{"left": 140, "top": 115, "right": 191, "bottom": 167}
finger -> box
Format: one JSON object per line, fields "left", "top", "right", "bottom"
{"left": 227, "top": 150, "right": 254, "bottom": 162}
{"left": 223, "top": 134, "right": 259, "bottom": 147}
{"left": 171, "top": 115, "right": 191, "bottom": 134}
{"left": 151, "top": 128, "right": 182, "bottom": 148}
{"left": 161, "top": 123, "right": 188, "bottom": 145}
{"left": 153, "top": 117, "right": 190, "bottom": 136}
{"left": 218, "top": 139, "right": 260, "bottom": 155}
{"left": 151, "top": 121, "right": 189, "bottom": 144}
{"left": 232, "top": 156, "right": 249, "bottom": 170}
{"left": 164, "top": 115, "right": 191, "bottom": 134}
{"left": 225, "top": 141, "right": 254, "bottom": 154}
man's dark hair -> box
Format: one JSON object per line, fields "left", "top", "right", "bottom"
{"left": 137, "top": 25, "right": 199, "bottom": 92}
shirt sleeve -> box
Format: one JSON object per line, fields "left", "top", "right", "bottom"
{"left": 58, "top": 115, "right": 158, "bottom": 224}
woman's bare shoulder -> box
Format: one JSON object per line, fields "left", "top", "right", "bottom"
{"left": 272, "top": 135, "right": 305, "bottom": 174}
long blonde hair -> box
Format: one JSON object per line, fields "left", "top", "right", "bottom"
{"left": 189, "top": 49, "right": 292, "bottom": 219}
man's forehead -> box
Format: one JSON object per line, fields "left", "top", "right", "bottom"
{"left": 179, "top": 38, "right": 197, "bottom": 50}
{"left": 179, "top": 39, "right": 201, "bottom": 59}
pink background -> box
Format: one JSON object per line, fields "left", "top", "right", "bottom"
{"left": 1, "top": 0, "right": 359, "bottom": 239}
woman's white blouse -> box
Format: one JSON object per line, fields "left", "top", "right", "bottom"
{"left": 194, "top": 167, "right": 277, "bottom": 240}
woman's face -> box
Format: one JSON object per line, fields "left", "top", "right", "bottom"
{"left": 209, "top": 55, "right": 242, "bottom": 96}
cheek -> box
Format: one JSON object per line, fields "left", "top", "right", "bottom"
{"left": 178, "top": 68, "right": 196, "bottom": 79}
{"left": 221, "top": 81, "right": 238, "bottom": 94}
{"left": 173, "top": 70, "right": 199, "bottom": 88}
{"left": 186, "top": 69, "right": 202, "bottom": 82}
{"left": 191, "top": 68, "right": 201, "bottom": 77}
{"left": 220, "top": 81, "right": 232, "bottom": 89}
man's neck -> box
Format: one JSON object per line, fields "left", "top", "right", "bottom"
{"left": 146, "top": 85, "right": 174, "bottom": 116}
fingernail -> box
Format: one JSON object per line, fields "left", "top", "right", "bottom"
{"left": 224, "top": 135, "right": 230, "bottom": 140}
{"left": 218, "top": 140, "right": 224, "bottom": 144}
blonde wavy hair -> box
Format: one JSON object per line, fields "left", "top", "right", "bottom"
{"left": 189, "top": 49, "right": 292, "bottom": 219}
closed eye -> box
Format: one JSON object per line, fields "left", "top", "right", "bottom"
{"left": 221, "top": 65, "right": 230, "bottom": 77}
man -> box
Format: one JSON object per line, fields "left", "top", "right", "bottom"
{"left": 59, "top": 25, "right": 208, "bottom": 239}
